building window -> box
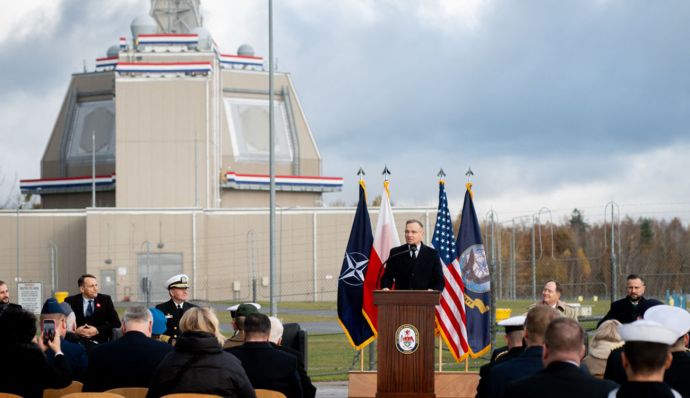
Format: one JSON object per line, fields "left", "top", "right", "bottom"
{"left": 66, "top": 100, "right": 116, "bottom": 162}
{"left": 223, "top": 97, "right": 294, "bottom": 162}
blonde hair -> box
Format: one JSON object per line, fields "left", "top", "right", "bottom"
{"left": 179, "top": 307, "right": 225, "bottom": 345}
{"left": 592, "top": 319, "right": 622, "bottom": 343}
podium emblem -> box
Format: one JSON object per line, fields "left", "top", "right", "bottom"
{"left": 395, "top": 324, "right": 419, "bottom": 354}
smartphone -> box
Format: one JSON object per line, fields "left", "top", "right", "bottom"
{"left": 43, "top": 319, "right": 56, "bottom": 344}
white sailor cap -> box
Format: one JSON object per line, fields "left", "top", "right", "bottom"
{"left": 619, "top": 319, "right": 679, "bottom": 345}
{"left": 498, "top": 315, "right": 526, "bottom": 333}
{"left": 165, "top": 274, "right": 190, "bottom": 289}
{"left": 644, "top": 305, "right": 690, "bottom": 339}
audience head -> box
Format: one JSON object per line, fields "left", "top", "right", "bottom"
{"left": 619, "top": 319, "right": 677, "bottom": 380}
{"left": 588, "top": 320, "right": 623, "bottom": 359}
{"left": 149, "top": 307, "right": 168, "bottom": 337}
{"left": 232, "top": 303, "right": 260, "bottom": 332}
{"left": 122, "top": 306, "right": 153, "bottom": 337}
{"left": 244, "top": 313, "right": 272, "bottom": 342}
{"left": 165, "top": 274, "right": 190, "bottom": 303}
{"left": 625, "top": 274, "right": 645, "bottom": 302}
{"left": 40, "top": 298, "right": 67, "bottom": 337}
{"left": 0, "top": 307, "right": 37, "bottom": 344}
{"left": 404, "top": 219, "right": 424, "bottom": 246}
{"left": 179, "top": 307, "right": 225, "bottom": 345}
{"left": 498, "top": 315, "right": 525, "bottom": 348}
{"left": 60, "top": 303, "right": 76, "bottom": 332}
{"left": 524, "top": 305, "right": 560, "bottom": 346}
{"left": 644, "top": 305, "right": 690, "bottom": 350}
{"left": 78, "top": 274, "right": 99, "bottom": 299}
{"left": 269, "top": 316, "right": 284, "bottom": 345}
{"left": 543, "top": 318, "right": 585, "bottom": 366}
{"left": 541, "top": 280, "right": 562, "bottom": 306}
{"left": 0, "top": 280, "right": 9, "bottom": 304}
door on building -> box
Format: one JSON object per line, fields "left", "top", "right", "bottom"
{"left": 100, "top": 270, "right": 117, "bottom": 301}
{"left": 137, "top": 253, "right": 183, "bottom": 303}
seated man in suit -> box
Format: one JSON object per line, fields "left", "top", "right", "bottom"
{"left": 381, "top": 219, "right": 444, "bottom": 291}
{"left": 84, "top": 306, "right": 173, "bottom": 391}
{"left": 227, "top": 313, "right": 303, "bottom": 398}
{"left": 0, "top": 279, "right": 22, "bottom": 315}
{"left": 65, "top": 274, "right": 121, "bottom": 345}
{"left": 504, "top": 317, "right": 618, "bottom": 398}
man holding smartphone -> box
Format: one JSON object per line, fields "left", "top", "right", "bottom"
{"left": 40, "top": 298, "right": 88, "bottom": 380}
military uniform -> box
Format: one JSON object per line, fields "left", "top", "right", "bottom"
{"left": 155, "top": 274, "right": 196, "bottom": 343}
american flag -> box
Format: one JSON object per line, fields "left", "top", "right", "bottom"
{"left": 432, "top": 181, "right": 469, "bottom": 361}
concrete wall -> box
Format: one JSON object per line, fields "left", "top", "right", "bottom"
{"left": 0, "top": 207, "right": 438, "bottom": 304}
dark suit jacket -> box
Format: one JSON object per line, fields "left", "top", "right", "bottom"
{"left": 155, "top": 299, "right": 197, "bottom": 342}
{"left": 46, "top": 337, "right": 88, "bottom": 381}
{"left": 380, "top": 243, "right": 444, "bottom": 291}
{"left": 476, "top": 346, "right": 524, "bottom": 398}
{"left": 83, "top": 330, "right": 173, "bottom": 391}
{"left": 504, "top": 361, "right": 618, "bottom": 398}
{"left": 228, "top": 341, "right": 303, "bottom": 398}
{"left": 0, "top": 343, "right": 72, "bottom": 398}
{"left": 604, "top": 346, "right": 627, "bottom": 385}
{"left": 489, "top": 346, "right": 544, "bottom": 398}
{"left": 65, "top": 293, "right": 121, "bottom": 344}
{"left": 665, "top": 351, "right": 690, "bottom": 397}
{"left": 598, "top": 296, "right": 647, "bottom": 327}
{"left": 272, "top": 342, "right": 316, "bottom": 398}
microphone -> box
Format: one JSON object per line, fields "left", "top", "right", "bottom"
{"left": 377, "top": 245, "right": 415, "bottom": 290}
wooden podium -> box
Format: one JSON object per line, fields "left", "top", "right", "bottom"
{"left": 374, "top": 290, "right": 440, "bottom": 398}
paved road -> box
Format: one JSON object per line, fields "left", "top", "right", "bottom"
{"left": 315, "top": 381, "right": 348, "bottom": 398}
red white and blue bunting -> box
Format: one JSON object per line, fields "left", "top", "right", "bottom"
{"left": 20, "top": 174, "right": 116, "bottom": 194}
{"left": 224, "top": 172, "right": 343, "bottom": 192}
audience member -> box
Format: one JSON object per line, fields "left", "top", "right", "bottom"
{"left": 0, "top": 279, "right": 22, "bottom": 315}
{"left": 147, "top": 307, "right": 255, "bottom": 398}
{"left": 530, "top": 280, "right": 577, "bottom": 320}
{"left": 41, "top": 298, "right": 88, "bottom": 381}
{"left": 224, "top": 302, "right": 260, "bottom": 349}
{"left": 155, "top": 274, "right": 197, "bottom": 344}
{"left": 643, "top": 305, "right": 690, "bottom": 397}
{"left": 0, "top": 307, "right": 72, "bottom": 398}
{"left": 65, "top": 274, "right": 121, "bottom": 345}
{"left": 84, "top": 306, "right": 173, "bottom": 391}
{"left": 476, "top": 315, "right": 526, "bottom": 398}
{"left": 582, "top": 320, "right": 623, "bottom": 378}
{"left": 609, "top": 319, "right": 682, "bottom": 397}
{"left": 488, "top": 305, "right": 560, "bottom": 398}
{"left": 149, "top": 306, "right": 169, "bottom": 342}
{"left": 599, "top": 274, "right": 647, "bottom": 327}
{"left": 228, "top": 313, "right": 303, "bottom": 398}
{"left": 604, "top": 299, "right": 663, "bottom": 384}
{"left": 269, "top": 316, "right": 316, "bottom": 398}
{"left": 505, "top": 318, "right": 617, "bottom": 398}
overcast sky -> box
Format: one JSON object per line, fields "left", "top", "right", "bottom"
{"left": 1, "top": 0, "right": 689, "bottom": 224}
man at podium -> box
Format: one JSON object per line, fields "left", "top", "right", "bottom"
{"left": 380, "top": 219, "right": 445, "bottom": 291}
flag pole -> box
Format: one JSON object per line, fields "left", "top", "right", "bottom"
{"left": 360, "top": 347, "right": 364, "bottom": 371}
{"left": 438, "top": 335, "right": 443, "bottom": 371}
{"left": 465, "top": 357, "right": 469, "bottom": 372}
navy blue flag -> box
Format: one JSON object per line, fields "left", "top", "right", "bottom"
{"left": 456, "top": 183, "right": 491, "bottom": 357}
{"left": 337, "top": 181, "right": 375, "bottom": 349}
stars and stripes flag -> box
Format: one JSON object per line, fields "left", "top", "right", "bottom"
{"left": 432, "top": 180, "right": 469, "bottom": 361}
{"left": 362, "top": 180, "right": 400, "bottom": 334}
{"left": 457, "top": 182, "right": 491, "bottom": 357}
{"left": 337, "top": 180, "right": 375, "bottom": 348}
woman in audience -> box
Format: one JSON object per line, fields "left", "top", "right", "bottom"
{"left": 147, "top": 307, "right": 256, "bottom": 398}
{"left": 582, "top": 319, "right": 623, "bottom": 378}
{"left": 0, "top": 307, "right": 72, "bottom": 397}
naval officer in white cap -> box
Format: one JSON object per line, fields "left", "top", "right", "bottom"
{"left": 155, "top": 274, "right": 197, "bottom": 344}
{"left": 609, "top": 319, "right": 683, "bottom": 398}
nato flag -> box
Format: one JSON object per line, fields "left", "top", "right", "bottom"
{"left": 456, "top": 184, "right": 491, "bottom": 357}
{"left": 337, "top": 182, "right": 375, "bottom": 348}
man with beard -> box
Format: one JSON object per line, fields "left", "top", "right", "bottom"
{"left": 598, "top": 274, "right": 647, "bottom": 327}
{"left": 0, "top": 280, "right": 22, "bottom": 315}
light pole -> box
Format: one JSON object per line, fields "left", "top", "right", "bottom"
{"left": 48, "top": 242, "right": 58, "bottom": 295}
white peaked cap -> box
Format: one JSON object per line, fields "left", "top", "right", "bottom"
{"left": 226, "top": 302, "right": 262, "bottom": 312}
{"left": 165, "top": 274, "right": 189, "bottom": 289}
{"left": 498, "top": 315, "right": 526, "bottom": 327}
{"left": 619, "top": 319, "right": 679, "bottom": 345}
{"left": 644, "top": 305, "right": 690, "bottom": 339}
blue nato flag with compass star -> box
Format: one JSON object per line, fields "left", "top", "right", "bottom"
{"left": 337, "top": 181, "right": 375, "bottom": 349}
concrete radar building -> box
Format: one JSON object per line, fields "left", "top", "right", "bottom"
{"left": 23, "top": 0, "right": 341, "bottom": 209}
